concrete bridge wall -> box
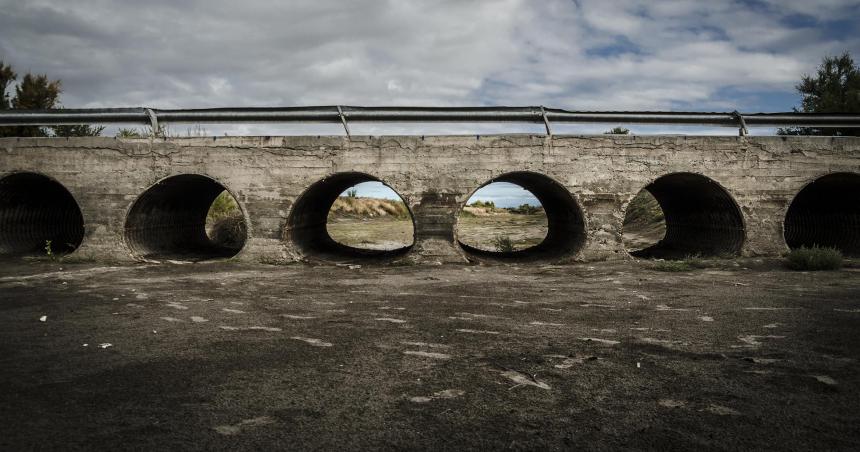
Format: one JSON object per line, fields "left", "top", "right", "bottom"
{"left": 1, "top": 135, "right": 858, "bottom": 263}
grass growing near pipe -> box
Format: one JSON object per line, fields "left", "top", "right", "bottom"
{"left": 492, "top": 235, "right": 516, "bottom": 253}
{"left": 208, "top": 215, "right": 247, "bottom": 250}
{"left": 785, "top": 246, "right": 843, "bottom": 271}
{"left": 650, "top": 260, "right": 692, "bottom": 272}
{"left": 206, "top": 191, "right": 246, "bottom": 249}
{"left": 207, "top": 191, "right": 240, "bottom": 223}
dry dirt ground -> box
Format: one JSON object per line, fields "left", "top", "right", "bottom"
{"left": 1, "top": 258, "right": 859, "bottom": 451}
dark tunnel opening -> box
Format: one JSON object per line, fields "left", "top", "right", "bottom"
{"left": 124, "top": 175, "right": 247, "bottom": 261}
{"left": 784, "top": 172, "right": 860, "bottom": 256}
{"left": 0, "top": 172, "right": 85, "bottom": 257}
{"left": 625, "top": 173, "right": 745, "bottom": 259}
{"left": 287, "top": 173, "right": 415, "bottom": 261}
{"left": 456, "top": 172, "right": 585, "bottom": 261}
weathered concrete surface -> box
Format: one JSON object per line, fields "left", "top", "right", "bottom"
{"left": 1, "top": 135, "right": 859, "bottom": 263}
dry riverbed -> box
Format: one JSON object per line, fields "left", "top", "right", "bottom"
{"left": 1, "top": 258, "right": 859, "bottom": 450}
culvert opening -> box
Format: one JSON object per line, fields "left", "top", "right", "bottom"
{"left": 623, "top": 173, "right": 744, "bottom": 259}
{"left": 124, "top": 175, "right": 247, "bottom": 261}
{"left": 456, "top": 172, "right": 584, "bottom": 260}
{"left": 784, "top": 172, "right": 860, "bottom": 256}
{"left": 288, "top": 173, "right": 414, "bottom": 261}
{"left": 0, "top": 173, "right": 84, "bottom": 257}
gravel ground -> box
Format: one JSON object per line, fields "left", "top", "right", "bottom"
{"left": 1, "top": 258, "right": 859, "bottom": 451}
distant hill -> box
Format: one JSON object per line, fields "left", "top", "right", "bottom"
{"left": 329, "top": 197, "right": 410, "bottom": 220}
{"left": 462, "top": 204, "right": 545, "bottom": 217}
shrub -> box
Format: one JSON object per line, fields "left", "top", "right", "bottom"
{"left": 469, "top": 200, "right": 495, "bottom": 209}
{"left": 208, "top": 214, "right": 246, "bottom": 249}
{"left": 208, "top": 191, "right": 240, "bottom": 222}
{"left": 507, "top": 204, "right": 543, "bottom": 215}
{"left": 651, "top": 260, "right": 691, "bottom": 272}
{"left": 206, "top": 191, "right": 245, "bottom": 248}
{"left": 115, "top": 128, "right": 144, "bottom": 138}
{"left": 604, "top": 126, "right": 630, "bottom": 135}
{"left": 492, "top": 235, "right": 516, "bottom": 253}
{"left": 624, "top": 190, "right": 664, "bottom": 228}
{"left": 785, "top": 246, "right": 842, "bottom": 271}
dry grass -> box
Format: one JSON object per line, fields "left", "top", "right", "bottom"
{"left": 327, "top": 197, "right": 414, "bottom": 249}
{"left": 457, "top": 211, "right": 548, "bottom": 251}
{"left": 329, "top": 197, "right": 410, "bottom": 220}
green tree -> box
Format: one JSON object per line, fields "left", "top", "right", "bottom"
{"left": 604, "top": 126, "right": 630, "bottom": 134}
{"left": 53, "top": 124, "right": 106, "bottom": 137}
{"left": 0, "top": 62, "right": 16, "bottom": 110}
{"left": 7, "top": 73, "right": 61, "bottom": 137}
{"left": 12, "top": 73, "right": 61, "bottom": 110}
{"left": 778, "top": 52, "right": 860, "bottom": 136}
{"left": 0, "top": 61, "right": 103, "bottom": 138}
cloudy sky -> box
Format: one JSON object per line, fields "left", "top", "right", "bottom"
{"left": 2, "top": 1, "right": 858, "bottom": 127}
{"left": 2, "top": 0, "right": 858, "bottom": 202}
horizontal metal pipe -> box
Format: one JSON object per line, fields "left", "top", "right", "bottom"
{"left": 0, "top": 108, "right": 148, "bottom": 126}
{"left": 0, "top": 106, "right": 858, "bottom": 128}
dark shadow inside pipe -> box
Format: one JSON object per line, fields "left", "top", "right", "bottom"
{"left": 0, "top": 173, "right": 84, "bottom": 256}
{"left": 784, "top": 172, "right": 860, "bottom": 256}
{"left": 124, "top": 175, "right": 246, "bottom": 261}
{"left": 628, "top": 173, "right": 745, "bottom": 259}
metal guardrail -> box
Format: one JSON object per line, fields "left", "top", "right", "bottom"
{"left": 1, "top": 106, "right": 858, "bottom": 136}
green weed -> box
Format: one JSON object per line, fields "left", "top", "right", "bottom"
{"left": 651, "top": 260, "right": 692, "bottom": 272}
{"left": 785, "top": 246, "right": 842, "bottom": 271}
{"left": 492, "top": 235, "right": 516, "bottom": 253}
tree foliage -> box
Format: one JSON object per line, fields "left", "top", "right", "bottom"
{"left": 52, "top": 124, "right": 107, "bottom": 137}
{"left": 0, "top": 62, "right": 16, "bottom": 111}
{"left": 0, "top": 61, "right": 103, "bottom": 138}
{"left": 469, "top": 200, "right": 496, "bottom": 209}
{"left": 116, "top": 128, "right": 145, "bottom": 138}
{"left": 778, "top": 52, "right": 860, "bottom": 136}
